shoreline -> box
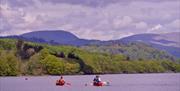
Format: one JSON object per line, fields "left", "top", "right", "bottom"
{"left": 1, "top": 73, "right": 179, "bottom": 77}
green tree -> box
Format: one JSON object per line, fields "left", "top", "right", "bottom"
{"left": 0, "top": 51, "right": 19, "bottom": 76}
{"left": 27, "top": 54, "right": 43, "bottom": 75}
{"left": 41, "top": 55, "right": 65, "bottom": 75}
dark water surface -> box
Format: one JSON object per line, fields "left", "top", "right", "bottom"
{"left": 0, "top": 73, "right": 180, "bottom": 91}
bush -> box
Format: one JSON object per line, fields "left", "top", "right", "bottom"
{"left": 174, "top": 64, "right": 180, "bottom": 72}
{"left": 41, "top": 55, "right": 65, "bottom": 75}
{"left": 161, "top": 61, "right": 176, "bottom": 72}
{"left": 0, "top": 51, "right": 19, "bottom": 76}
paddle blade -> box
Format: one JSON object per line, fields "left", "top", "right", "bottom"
{"left": 66, "top": 83, "right": 71, "bottom": 86}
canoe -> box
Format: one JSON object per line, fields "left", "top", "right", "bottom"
{"left": 93, "top": 82, "right": 110, "bottom": 86}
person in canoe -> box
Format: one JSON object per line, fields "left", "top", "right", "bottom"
{"left": 93, "top": 75, "right": 103, "bottom": 86}
{"left": 56, "top": 76, "right": 65, "bottom": 86}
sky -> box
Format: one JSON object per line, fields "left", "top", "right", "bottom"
{"left": 0, "top": 0, "right": 180, "bottom": 40}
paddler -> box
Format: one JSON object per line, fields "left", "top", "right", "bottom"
{"left": 93, "top": 75, "right": 102, "bottom": 86}
{"left": 56, "top": 76, "right": 65, "bottom": 86}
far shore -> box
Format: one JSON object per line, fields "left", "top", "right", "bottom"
{"left": 1, "top": 73, "right": 179, "bottom": 77}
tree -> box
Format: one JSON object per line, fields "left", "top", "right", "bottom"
{"left": 55, "top": 52, "right": 65, "bottom": 58}
{"left": 39, "top": 48, "right": 50, "bottom": 60}
{"left": 65, "top": 62, "right": 80, "bottom": 74}
{"left": 16, "top": 39, "right": 24, "bottom": 50}
{"left": 0, "top": 51, "right": 19, "bottom": 76}
{"left": 41, "top": 55, "right": 65, "bottom": 75}
{"left": 161, "top": 61, "right": 177, "bottom": 72}
{"left": 27, "top": 54, "right": 43, "bottom": 75}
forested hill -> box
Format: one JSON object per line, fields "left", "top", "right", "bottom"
{"left": 1, "top": 30, "right": 179, "bottom": 58}
{"left": 81, "top": 42, "right": 175, "bottom": 61}
{"left": 0, "top": 38, "right": 180, "bottom": 76}
{"left": 120, "top": 32, "right": 180, "bottom": 58}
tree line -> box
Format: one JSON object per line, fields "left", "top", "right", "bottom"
{"left": 0, "top": 39, "right": 180, "bottom": 76}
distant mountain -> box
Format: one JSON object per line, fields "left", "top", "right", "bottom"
{"left": 1, "top": 30, "right": 100, "bottom": 46}
{"left": 21, "top": 30, "right": 79, "bottom": 43}
{"left": 119, "top": 32, "right": 180, "bottom": 58}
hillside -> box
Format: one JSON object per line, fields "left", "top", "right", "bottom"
{"left": 21, "top": 30, "right": 78, "bottom": 45}
{"left": 81, "top": 42, "right": 175, "bottom": 61}
{"left": 0, "top": 38, "right": 180, "bottom": 76}
{"left": 1, "top": 31, "right": 179, "bottom": 58}
{"left": 20, "top": 30, "right": 100, "bottom": 46}
{"left": 120, "top": 32, "right": 180, "bottom": 58}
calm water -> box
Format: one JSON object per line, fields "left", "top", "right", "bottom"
{"left": 0, "top": 73, "right": 180, "bottom": 91}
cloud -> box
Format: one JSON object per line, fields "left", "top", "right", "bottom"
{"left": 147, "top": 24, "right": 162, "bottom": 33}
{"left": 152, "top": 24, "right": 162, "bottom": 31}
{"left": 167, "top": 19, "right": 180, "bottom": 29}
{"left": 135, "top": 22, "right": 148, "bottom": 29}
{"left": 0, "top": 0, "right": 35, "bottom": 7}
{"left": 0, "top": 0, "right": 179, "bottom": 40}
{"left": 0, "top": 4, "right": 26, "bottom": 35}
{"left": 113, "top": 16, "right": 133, "bottom": 29}
{"left": 40, "top": 0, "right": 180, "bottom": 7}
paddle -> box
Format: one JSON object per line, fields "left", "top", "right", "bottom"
{"left": 66, "top": 83, "right": 71, "bottom": 86}
{"left": 103, "top": 81, "right": 110, "bottom": 86}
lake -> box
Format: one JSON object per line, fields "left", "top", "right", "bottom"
{"left": 0, "top": 73, "right": 180, "bottom": 91}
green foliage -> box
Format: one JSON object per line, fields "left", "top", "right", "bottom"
{"left": 0, "top": 51, "right": 19, "bottom": 76}
{"left": 81, "top": 42, "right": 174, "bottom": 61}
{"left": 111, "top": 61, "right": 165, "bottom": 73}
{"left": 174, "top": 64, "right": 180, "bottom": 72}
{"left": 161, "top": 61, "right": 180, "bottom": 72}
{"left": 111, "top": 54, "right": 126, "bottom": 61}
{"left": 65, "top": 62, "right": 80, "bottom": 74}
{"left": 0, "top": 38, "right": 179, "bottom": 76}
{"left": 27, "top": 54, "right": 43, "bottom": 75}
{"left": 0, "top": 58, "right": 10, "bottom": 76}
{"left": 40, "top": 55, "right": 65, "bottom": 75}
{"left": 39, "top": 48, "right": 50, "bottom": 60}
{"left": 0, "top": 39, "right": 16, "bottom": 50}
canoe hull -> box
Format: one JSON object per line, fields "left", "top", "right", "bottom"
{"left": 93, "top": 82, "right": 109, "bottom": 86}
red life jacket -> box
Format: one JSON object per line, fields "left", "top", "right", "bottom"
{"left": 59, "top": 79, "right": 65, "bottom": 85}
{"left": 56, "top": 79, "right": 65, "bottom": 86}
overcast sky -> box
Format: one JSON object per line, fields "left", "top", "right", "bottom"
{"left": 0, "top": 0, "right": 180, "bottom": 40}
